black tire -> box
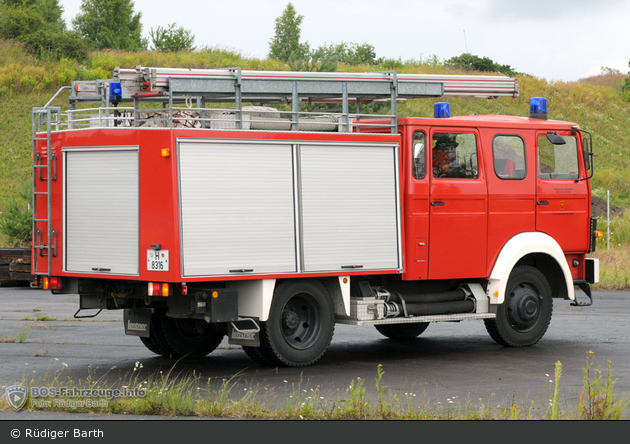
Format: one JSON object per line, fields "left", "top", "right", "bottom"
{"left": 375, "top": 322, "right": 429, "bottom": 339}
{"left": 139, "top": 335, "right": 163, "bottom": 355}
{"left": 139, "top": 308, "right": 177, "bottom": 357}
{"left": 258, "top": 279, "right": 335, "bottom": 367}
{"left": 159, "top": 312, "right": 225, "bottom": 358}
{"left": 484, "top": 265, "right": 553, "bottom": 347}
{"left": 242, "top": 345, "right": 274, "bottom": 366}
{"left": 140, "top": 335, "right": 166, "bottom": 356}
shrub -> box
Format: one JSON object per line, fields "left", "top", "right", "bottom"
{"left": 0, "top": 181, "right": 32, "bottom": 247}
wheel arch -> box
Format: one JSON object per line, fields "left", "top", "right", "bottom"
{"left": 487, "top": 232, "right": 574, "bottom": 305}
{"left": 227, "top": 276, "right": 350, "bottom": 322}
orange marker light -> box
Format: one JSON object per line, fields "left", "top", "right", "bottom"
{"left": 212, "top": 291, "right": 219, "bottom": 298}
{"left": 595, "top": 231, "right": 604, "bottom": 238}
{"left": 161, "top": 148, "right": 171, "bottom": 158}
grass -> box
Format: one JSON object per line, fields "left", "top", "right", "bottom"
{"left": 0, "top": 323, "right": 33, "bottom": 342}
{"left": 590, "top": 212, "right": 630, "bottom": 289}
{"left": 0, "top": 353, "right": 627, "bottom": 420}
{"left": 16, "top": 323, "right": 32, "bottom": 342}
{"left": 0, "top": 329, "right": 16, "bottom": 343}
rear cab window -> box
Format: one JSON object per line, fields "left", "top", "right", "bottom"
{"left": 412, "top": 130, "right": 427, "bottom": 179}
{"left": 493, "top": 135, "right": 527, "bottom": 179}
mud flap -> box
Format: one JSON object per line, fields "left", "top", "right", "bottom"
{"left": 227, "top": 318, "right": 260, "bottom": 347}
{"left": 123, "top": 308, "right": 152, "bottom": 337}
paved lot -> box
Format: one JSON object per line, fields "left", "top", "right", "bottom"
{"left": 0, "top": 286, "right": 628, "bottom": 418}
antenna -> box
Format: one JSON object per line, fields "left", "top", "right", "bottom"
{"left": 463, "top": 30, "right": 469, "bottom": 53}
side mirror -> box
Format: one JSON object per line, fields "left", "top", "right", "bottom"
{"left": 546, "top": 132, "right": 566, "bottom": 145}
{"left": 583, "top": 136, "right": 590, "bottom": 170}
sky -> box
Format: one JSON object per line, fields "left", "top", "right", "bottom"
{"left": 59, "top": 0, "right": 630, "bottom": 82}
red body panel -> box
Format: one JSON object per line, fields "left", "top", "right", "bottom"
{"left": 34, "top": 128, "right": 400, "bottom": 283}
{"left": 393, "top": 115, "right": 591, "bottom": 281}
{"left": 35, "top": 113, "right": 591, "bottom": 284}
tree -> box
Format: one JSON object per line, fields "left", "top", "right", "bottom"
{"left": 0, "top": 2, "right": 47, "bottom": 40}
{"left": 268, "top": 2, "right": 308, "bottom": 63}
{"left": 312, "top": 42, "right": 381, "bottom": 66}
{"left": 150, "top": 23, "right": 195, "bottom": 52}
{"left": 32, "top": 0, "right": 66, "bottom": 31}
{"left": 72, "top": 0, "right": 145, "bottom": 51}
{"left": 24, "top": 29, "right": 90, "bottom": 61}
{"left": 0, "top": 0, "right": 65, "bottom": 34}
{"left": 0, "top": 0, "right": 86, "bottom": 60}
{"left": 446, "top": 53, "right": 516, "bottom": 76}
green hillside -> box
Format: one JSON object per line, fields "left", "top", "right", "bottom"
{"left": 1, "top": 40, "right": 629, "bottom": 270}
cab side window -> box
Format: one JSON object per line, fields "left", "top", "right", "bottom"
{"left": 432, "top": 133, "right": 478, "bottom": 179}
{"left": 493, "top": 135, "right": 526, "bottom": 179}
{"left": 412, "top": 131, "right": 426, "bottom": 179}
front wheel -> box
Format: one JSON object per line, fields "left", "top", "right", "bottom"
{"left": 484, "top": 266, "right": 553, "bottom": 347}
{"left": 257, "top": 279, "right": 335, "bottom": 367}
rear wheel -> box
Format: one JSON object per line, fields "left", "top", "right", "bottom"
{"left": 484, "top": 266, "right": 553, "bottom": 347}
{"left": 161, "top": 315, "right": 225, "bottom": 358}
{"left": 256, "top": 279, "right": 335, "bottom": 367}
{"left": 242, "top": 345, "right": 274, "bottom": 366}
{"left": 139, "top": 308, "right": 176, "bottom": 357}
{"left": 375, "top": 322, "right": 429, "bottom": 339}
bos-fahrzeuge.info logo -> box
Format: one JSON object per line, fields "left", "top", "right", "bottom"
{"left": 3, "top": 384, "right": 147, "bottom": 411}
{"left": 5, "top": 385, "right": 28, "bottom": 411}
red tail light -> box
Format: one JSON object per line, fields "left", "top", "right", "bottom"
{"left": 148, "top": 282, "right": 169, "bottom": 297}
{"left": 43, "top": 276, "right": 63, "bottom": 290}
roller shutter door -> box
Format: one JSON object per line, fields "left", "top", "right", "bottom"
{"left": 300, "top": 144, "right": 400, "bottom": 272}
{"left": 178, "top": 141, "right": 296, "bottom": 277}
{"left": 64, "top": 147, "right": 139, "bottom": 275}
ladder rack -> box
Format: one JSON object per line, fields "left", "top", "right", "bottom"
{"left": 62, "top": 66, "right": 519, "bottom": 133}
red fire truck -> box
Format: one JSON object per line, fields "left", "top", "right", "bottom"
{"left": 32, "top": 67, "right": 600, "bottom": 367}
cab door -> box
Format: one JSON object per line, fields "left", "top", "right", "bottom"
{"left": 403, "top": 129, "right": 431, "bottom": 280}
{"left": 535, "top": 131, "right": 590, "bottom": 252}
{"left": 428, "top": 129, "right": 488, "bottom": 279}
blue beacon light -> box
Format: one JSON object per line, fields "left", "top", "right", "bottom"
{"left": 529, "top": 97, "right": 548, "bottom": 120}
{"left": 434, "top": 102, "right": 451, "bottom": 118}
{"left": 110, "top": 82, "right": 122, "bottom": 103}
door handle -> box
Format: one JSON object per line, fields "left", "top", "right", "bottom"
{"left": 537, "top": 201, "right": 549, "bottom": 205}
{"left": 431, "top": 201, "right": 445, "bottom": 206}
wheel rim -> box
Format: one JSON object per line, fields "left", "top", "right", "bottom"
{"left": 280, "top": 292, "right": 321, "bottom": 350}
{"left": 506, "top": 282, "right": 541, "bottom": 332}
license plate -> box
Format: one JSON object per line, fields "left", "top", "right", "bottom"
{"left": 147, "top": 250, "right": 169, "bottom": 271}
